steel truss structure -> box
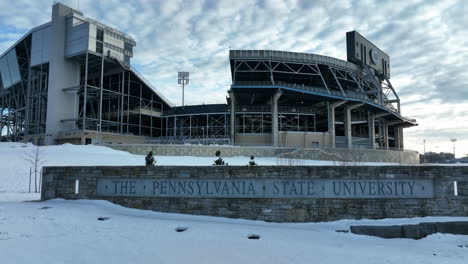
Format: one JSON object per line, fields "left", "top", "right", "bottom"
{"left": 161, "top": 107, "right": 318, "bottom": 143}
{"left": 0, "top": 35, "right": 31, "bottom": 142}
{"left": 1, "top": 47, "right": 170, "bottom": 144}
{"left": 228, "top": 50, "right": 417, "bottom": 149}
{"left": 61, "top": 53, "right": 169, "bottom": 143}
{"left": 1, "top": 3, "right": 172, "bottom": 145}
{"left": 235, "top": 112, "right": 315, "bottom": 133}
{"left": 165, "top": 113, "right": 229, "bottom": 140}
{"left": 230, "top": 51, "right": 400, "bottom": 113}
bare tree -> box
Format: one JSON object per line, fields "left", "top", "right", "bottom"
{"left": 25, "top": 145, "right": 46, "bottom": 193}
{"left": 276, "top": 153, "right": 304, "bottom": 166}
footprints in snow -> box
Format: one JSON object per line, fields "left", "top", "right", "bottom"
{"left": 175, "top": 227, "right": 188, "bottom": 232}
{"left": 174, "top": 226, "right": 261, "bottom": 240}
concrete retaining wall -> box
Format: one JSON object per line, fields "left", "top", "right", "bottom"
{"left": 103, "top": 144, "right": 420, "bottom": 164}
{"left": 105, "top": 144, "right": 296, "bottom": 158}
{"left": 351, "top": 221, "right": 468, "bottom": 239}
{"left": 42, "top": 165, "right": 467, "bottom": 222}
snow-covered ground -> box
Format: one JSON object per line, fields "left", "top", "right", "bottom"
{"left": 0, "top": 142, "right": 142, "bottom": 194}
{"left": 0, "top": 141, "right": 465, "bottom": 198}
{"left": 0, "top": 142, "right": 467, "bottom": 263}
{"left": 0, "top": 142, "right": 408, "bottom": 194}
{"left": 0, "top": 199, "right": 467, "bottom": 264}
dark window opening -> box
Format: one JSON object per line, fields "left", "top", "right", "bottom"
{"left": 360, "top": 44, "right": 363, "bottom": 63}
{"left": 96, "top": 29, "right": 104, "bottom": 41}
{"left": 96, "top": 41, "right": 103, "bottom": 54}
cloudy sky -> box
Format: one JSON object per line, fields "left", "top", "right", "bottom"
{"left": 1, "top": 0, "right": 467, "bottom": 156}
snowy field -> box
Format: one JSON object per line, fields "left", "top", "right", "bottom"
{"left": 0, "top": 142, "right": 467, "bottom": 263}
{"left": 0, "top": 199, "right": 467, "bottom": 264}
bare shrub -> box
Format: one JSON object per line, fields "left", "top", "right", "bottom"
{"left": 25, "top": 145, "right": 46, "bottom": 193}
{"left": 276, "top": 152, "right": 304, "bottom": 166}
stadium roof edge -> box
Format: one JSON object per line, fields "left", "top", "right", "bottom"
{"left": 130, "top": 65, "right": 174, "bottom": 107}
{"left": 0, "top": 22, "right": 51, "bottom": 59}
{"left": 229, "top": 49, "right": 358, "bottom": 72}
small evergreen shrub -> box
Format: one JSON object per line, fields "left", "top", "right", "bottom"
{"left": 248, "top": 155, "right": 257, "bottom": 166}
{"left": 145, "top": 151, "right": 156, "bottom": 166}
{"left": 213, "top": 150, "right": 225, "bottom": 165}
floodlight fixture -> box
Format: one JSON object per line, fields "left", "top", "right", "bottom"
{"left": 178, "top": 72, "right": 189, "bottom": 106}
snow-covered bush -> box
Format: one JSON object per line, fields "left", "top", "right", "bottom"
{"left": 213, "top": 150, "right": 226, "bottom": 165}
{"left": 248, "top": 155, "right": 257, "bottom": 166}
{"left": 145, "top": 151, "right": 156, "bottom": 166}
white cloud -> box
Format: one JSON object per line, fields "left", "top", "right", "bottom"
{"left": 1, "top": 0, "right": 467, "bottom": 156}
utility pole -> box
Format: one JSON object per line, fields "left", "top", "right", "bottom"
{"left": 178, "top": 72, "right": 189, "bottom": 106}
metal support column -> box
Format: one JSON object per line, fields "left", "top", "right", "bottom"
{"left": 272, "top": 89, "right": 282, "bottom": 147}
{"left": 383, "top": 121, "right": 389, "bottom": 150}
{"left": 395, "top": 127, "right": 401, "bottom": 150}
{"left": 344, "top": 103, "right": 363, "bottom": 149}
{"left": 160, "top": 103, "right": 164, "bottom": 137}
{"left": 139, "top": 84, "right": 142, "bottom": 136}
{"left": 98, "top": 55, "right": 104, "bottom": 144}
{"left": 81, "top": 52, "right": 89, "bottom": 145}
{"left": 120, "top": 71, "right": 124, "bottom": 135}
{"left": 400, "top": 128, "right": 404, "bottom": 150}
{"left": 368, "top": 111, "right": 375, "bottom": 149}
{"left": 224, "top": 114, "right": 227, "bottom": 138}
{"left": 378, "top": 120, "right": 383, "bottom": 149}
{"left": 372, "top": 112, "right": 390, "bottom": 150}
{"left": 127, "top": 72, "right": 130, "bottom": 134}
{"left": 386, "top": 121, "right": 403, "bottom": 150}
{"left": 150, "top": 93, "right": 153, "bottom": 138}
{"left": 400, "top": 128, "right": 405, "bottom": 150}
{"left": 165, "top": 117, "right": 168, "bottom": 137}
{"left": 24, "top": 64, "right": 31, "bottom": 140}
{"left": 328, "top": 100, "right": 346, "bottom": 148}
{"left": 228, "top": 90, "right": 235, "bottom": 145}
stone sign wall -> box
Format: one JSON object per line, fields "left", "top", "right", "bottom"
{"left": 97, "top": 178, "right": 434, "bottom": 199}
{"left": 41, "top": 166, "right": 467, "bottom": 222}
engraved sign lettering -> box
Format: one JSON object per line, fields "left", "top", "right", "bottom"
{"left": 97, "top": 178, "right": 434, "bottom": 199}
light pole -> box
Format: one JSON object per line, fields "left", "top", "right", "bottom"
{"left": 450, "top": 138, "right": 457, "bottom": 158}
{"left": 423, "top": 139, "right": 426, "bottom": 163}
{"left": 178, "top": 72, "right": 189, "bottom": 107}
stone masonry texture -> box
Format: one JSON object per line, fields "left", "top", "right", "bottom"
{"left": 41, "top": 166, "right": 467, "bottom": 222}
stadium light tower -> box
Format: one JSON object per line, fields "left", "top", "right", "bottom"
{"left": 178, "top": 72, "right": 189, "bottom": 106}
{"left": 450, "top": 138, "right": 457, "bottom": 158}
{"left": 423, "top": 139, "right": 426, "bottom": 163}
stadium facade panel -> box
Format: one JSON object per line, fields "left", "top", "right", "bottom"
{"left": 0, "top": 3, "right": 416, "bottom": 150}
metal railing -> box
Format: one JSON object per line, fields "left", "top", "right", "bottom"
{"left": 232, "top": 81, "right": 417, "bottom": 123}
{"left": 235, "top": 104, "right": 317, "bottom": 114}
{"left": 235, "top": 105, "right": 270, "bottom": 112}
{"left": 233, "top": 81, "right": 378, "bottom": 104}
{"left": 289, "top": 143, "right": 417, "bottom": 153}
{"left": 147, "top": 136, "right": 230, "bottom": 145}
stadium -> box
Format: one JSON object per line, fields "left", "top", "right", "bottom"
{"left": 0, "top": 3, "right": 417, "bottom": 151}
